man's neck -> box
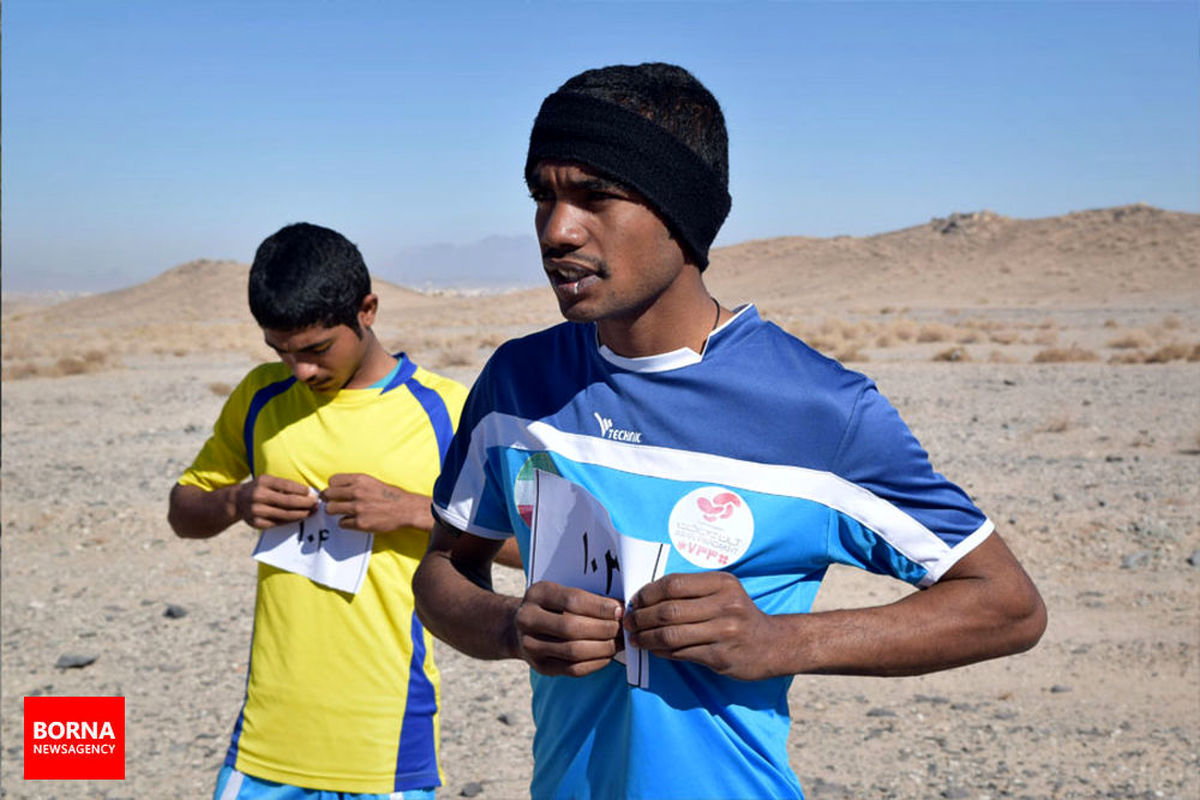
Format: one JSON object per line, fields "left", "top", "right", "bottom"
{"left": 344, "top": 331, "right": 397, "bottom": 389}
{"left": 597, "top": 278, "right": 723, "bottom": 359}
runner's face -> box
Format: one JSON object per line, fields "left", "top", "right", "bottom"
{"left": 262, "top": 322, "right": 368, "bottom": 393}
{"left": 530, "top": 160, "right": 689, "bottom": 324}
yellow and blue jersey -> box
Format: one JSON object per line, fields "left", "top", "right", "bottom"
{"left": 180, "top": 354, "right": 467, "bottom": 794}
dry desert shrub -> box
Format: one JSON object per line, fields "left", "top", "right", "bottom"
{"left": 961, "top": 317, "right": 1008, "bottom": 332}
{"left": 815, "top": 316, "right": 866, "bottom": 342}
{"left": 932, "top": 346, "right": 970, "bottom": 362}
{"left": 2, "top": 350, "right": 119, "bottom": 381}
{"left": 834, "top": 346, "right": 867, "bottom": 363}
{"left": 1032, "top": 346, "right": 1100, "bottom": 363}
{"left": 916, "top": 322, "right": 956, "bottom": 343}
{"left": 1161, "top": 314, "right": 1183, "bottom": 330}
{"left": 1, "top": 335, "right": 37, "bottom": 361}
{"left": 987, "top": 350, "right": 1017, "bottom": 363}
{"left": 1108, "top": 351, "right": 1147, "bottom": 365}
{"left": 56, "top": 357, "right": 92, "bottom": 375}
{"left": 1030, "top": 329, "right": 1060, "bottom": 346}
{"left": 1036, "top": 414, "right": 1072, "bottom": 434}
{"left": 477, "top": 331, "right": 509, "bottom": 349}
{"left": 1189, "top": 344, "right": 1200, "bottom": 362}
{"left": 209, "top": 382, "right": 233, "bottom": 397}
{"left": 1, "top": 361, "right": 42, "bottom": 381}
{"left": 955, "top": 329, "right": 982, "bottom": 344}
{"left": 1145, "top": 343, "right": 1193, "bottom": 363}
{"left": 988, "top": 330, "right": 1021, "bottom": 345}
{"left": 436, "top": 344, "right": 476, "bottom": 368}
{"left": 1107, "top": 329, "right": 1153, "bottom": 350}
{"left": 803, "top": 333, "right": 845, "bottom": 355}
{"left": 889, "top": 318, "right": 918, "bottom": 342}
{"left": 1103, "top": 319, "right": 1119, "bottom": 329}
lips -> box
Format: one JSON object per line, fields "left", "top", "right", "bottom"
{"left": 545, "top": 259, "right": 602, "bottom": 296}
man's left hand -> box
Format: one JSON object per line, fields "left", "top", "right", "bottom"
{"left": 322, "top": 473, "right": 434, "bottom": 533}
{"left": 624, "top": 571, "right": 776, "bottom": 681}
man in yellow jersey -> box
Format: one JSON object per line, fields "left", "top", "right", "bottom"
{"left": 169, "top": 222, "right": 492, "bottom": 799}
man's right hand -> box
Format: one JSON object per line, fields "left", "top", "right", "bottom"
{"left": 513, "top": 581, "right": 624, "bottom": 678}
{"left": 235, "top": 474, "right": 318, "bottom": 529}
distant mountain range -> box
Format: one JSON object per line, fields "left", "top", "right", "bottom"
{"left": 377, "top": 234, "right": 543, "bottom": 291}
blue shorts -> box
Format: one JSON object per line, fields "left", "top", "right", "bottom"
{"left": 215, "top": 766, "right": 436, "bottom": 800}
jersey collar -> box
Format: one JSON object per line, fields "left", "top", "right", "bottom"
{"left": 596, "top": 304, "right": 756, "bottom": 373}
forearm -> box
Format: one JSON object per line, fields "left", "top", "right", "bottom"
{"left": 766, "top": 535, "right": 1046, "bottom": 677}
{"left": 768, "top": 583, "right": 1041, "bottom": 677}
{"left": 167, "top": 483, "right": 242, "bottom": 539}
{"left": 413, "top": 534, "right": 522, "bottom": 661}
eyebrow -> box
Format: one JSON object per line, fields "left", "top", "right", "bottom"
{"left": 527, "top": 172, "right": 631, "bottom": 195}
{"left": 264, "top": 336, "right": 334, "bottom": 354}
{"left": 577, "top": 176, "right": 628, "bottom": 193}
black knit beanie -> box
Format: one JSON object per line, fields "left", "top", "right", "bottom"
{"left": 525, "top": 91, "right": 732, "bottom": 270}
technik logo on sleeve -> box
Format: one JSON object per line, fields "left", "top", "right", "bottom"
{"left": 23, "top": 696, "right": 125, "bottom": 780}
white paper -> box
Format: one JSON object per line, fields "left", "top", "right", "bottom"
{"left": 527, "top": 470, "right": 669, "bottom": 688}
{"left": 253, "top": 499, "right": 373, "bottom": 595}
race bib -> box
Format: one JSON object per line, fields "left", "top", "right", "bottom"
{"left": 527, "top": 470, "right": 668, "bottom": 688}
{"left": 253, "top": 500, "right": 373, "bottom": 595}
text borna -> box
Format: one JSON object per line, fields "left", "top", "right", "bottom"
{"left": 32, "top": 720, "right": 117, "bottom": 740}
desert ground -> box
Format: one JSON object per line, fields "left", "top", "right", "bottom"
{"left": 2, "top": 204, "right": 1198, "bottom": 798}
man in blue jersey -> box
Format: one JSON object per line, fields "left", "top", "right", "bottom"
{"left": 413, "top": 63, "right": 1046, "bottom": 799}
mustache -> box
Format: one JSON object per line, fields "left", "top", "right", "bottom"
{"left": 542, "top": 248, "right": 607, "bottom": 274}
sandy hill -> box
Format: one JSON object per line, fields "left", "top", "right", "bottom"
{"left": 3, "top": 204, "right": 1197, "bottom": 378}
{"left": 707, "top": 204, "right": 1200, "bottom": 314}
{"left": 28, "top": 258, "right": 437, "bottom": 327}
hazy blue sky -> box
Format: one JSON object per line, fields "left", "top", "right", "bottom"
{"left": 3, "top": 1, "right": 1196, "bottom": 292}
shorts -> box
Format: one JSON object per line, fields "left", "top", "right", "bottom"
{"left": 215, "top": 766, "right": 437, "bottom": 800}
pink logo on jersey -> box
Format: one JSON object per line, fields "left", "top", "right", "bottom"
{"left": 696, "top": 492, "right": 742, "bottom": 522}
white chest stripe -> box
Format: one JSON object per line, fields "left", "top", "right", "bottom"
{"left": 442, "top": 412, "right": 991, "bottom": 586}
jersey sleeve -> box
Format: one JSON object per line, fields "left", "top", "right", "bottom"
{"left": 431, "top": 354, "right": 517, "bottom": 540}
{"left": 827, "top": 381, "right": 993, "bottom": 587}
{"left": 177, "top": 373, "right": 258, "bottom": 492}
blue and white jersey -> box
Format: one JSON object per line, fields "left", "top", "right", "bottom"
{"left": 433, "top": 305, "right": 992, "bottom": 800}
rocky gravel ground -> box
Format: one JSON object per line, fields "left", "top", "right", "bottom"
{"left": 2, "top": 352, "right": 1197, "bottom": 799}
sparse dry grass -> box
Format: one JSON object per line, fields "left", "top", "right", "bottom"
{"left": 1, "top": 350, "right": 119, "bottom": 381}
{"left": 435, "top": 344, "right": 477, "bottom": 368}
{"left": 890, "top": 319, "right": 918, "bottom": 342}
{"left": 1145, "top": 343, "right": 1193, "bottom": 363}
{"left": 916, "top": 322, "right": 956, "bottom": 343}
{"left": 1032, "top": 346, "right": 1099, "bottom": 363}
{"left": 1107, "top": 329, "right": 1153, "bottom": 349}
{"left": 1108, "top": 351, "right": 1148, "bottom": 365}
{"left": 1036, "top": 414, "right": 1073, "bottom": 434}
{"left": 932, "top": 346, "right": 970, "bottom": 362}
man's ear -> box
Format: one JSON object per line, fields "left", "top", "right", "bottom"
{"left": 358, "top": 294, "right": 379, "bottom": 329}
